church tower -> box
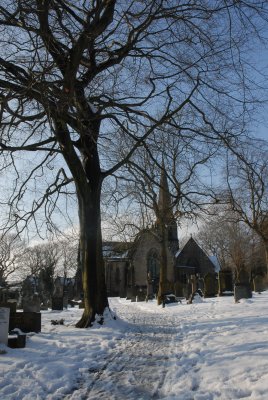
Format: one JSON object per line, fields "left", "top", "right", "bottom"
{"left": 156, "top": 165, "right": 179, "bottom": 252}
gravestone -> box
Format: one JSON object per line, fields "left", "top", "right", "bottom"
{"left": 21, "top": 276, "right": 36, "bottom": 297}
{"left": 23, "top": 293, "right": 40, "bottom": 313}
{"left": 52, "top": 297, "right": 63, "bottom": 311}
{"left": 52, "top": 278, "right": 64, "bottom": 310}
{"left": 234, "top": 268, "right": 252, "bottom": 302}
{"left": 53, "top": 278, "right": 64, "bottom": 297}
{"left": 136, "top": 286, "right": 146, "bottom": 302}
{"left": 204, "top": 273, "right": 217, "bottom": 297}
{"left": 0, "top": 307, "right": 10, "bottom": 345}
{"left": 8, "top": 333, "right": 26, "bottom": 349}
{"left": 9, "top": 311, "right": 41, "bottom": 333}
{"left": 253, "top": 275, "right": 265, "bottom": 293}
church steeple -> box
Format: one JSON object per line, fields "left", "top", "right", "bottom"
{"left": 158, "top": 165, "right": 173, "bottom": 222}
{"left": 156, "top": 164, "right": 179, "bottom": 250}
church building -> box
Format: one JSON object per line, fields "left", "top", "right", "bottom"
{"left": 104, "top": 168, "right": 220, "bottom": 299}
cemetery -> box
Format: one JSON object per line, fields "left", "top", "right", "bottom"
{"left": 0, "top": 1, "right": 268, "bottom": 399}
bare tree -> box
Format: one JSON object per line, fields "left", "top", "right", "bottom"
{"left": 196, "top": 209, "right": 261, "bottom": 275}
{"left": 0, "top": 1, "right": 266, "bottom": 326}
{"left": 0, "top": 233, "right": 25, "bottom": 285}
{"left": 225, "top": 139, "right": 268, "bottom": 271}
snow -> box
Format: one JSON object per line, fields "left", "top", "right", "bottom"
{"left": 1, "top": 292, "right": 268, "bottom": 399}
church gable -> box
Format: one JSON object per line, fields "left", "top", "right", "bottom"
{"left": 176, "top": 237, "right": 217, "bottom": 276}
{"left": 132, "top": 229, "right": 175, "bottom": 287}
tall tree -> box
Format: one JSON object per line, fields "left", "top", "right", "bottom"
{"left": 225, "top": 139, "right": 268, "bottom": 271}
{"left": 0, "top": 1, "right": 266, "bottom": 326}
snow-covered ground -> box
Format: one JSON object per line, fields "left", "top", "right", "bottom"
{"left": 1, "top": 292, "right": 268, "bottom": 399}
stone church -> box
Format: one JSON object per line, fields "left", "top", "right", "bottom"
{"left": 104, "top": 168, "right": 220, "bottom": 299}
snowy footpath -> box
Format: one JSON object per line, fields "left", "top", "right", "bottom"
{"left": 1, "top": 293, "right": 268, "bottom": 399}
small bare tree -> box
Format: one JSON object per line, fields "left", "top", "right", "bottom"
{"left": 0, "top": 234, "right": 25, "bottom": 285}
{"left": 196, "top": 209, "right": 261, "bottom": 275}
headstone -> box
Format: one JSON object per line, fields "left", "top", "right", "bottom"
{"left": 234, "top": 284, "right": 252, "bottom": 302}
{"left": 136, "top": 289, "right": 146, "bottom": 302}
{"left": 8, "top": 333, "right": 26, "bottom": 348}
{"left": 204, "top": 273, "right": 217, "bottom": 297}
{"left": 23, "top": 293, "right": 40, "bottom": 313}
{"left": 253, "top": 275, "right": 266, "bottom": 293}
{"left": 21, "top": 276, "right": 36, "bottom": 297}
{"left": 53, "top": 278, "right": 64, "bottom": 298}
{"left": 0, "top": 307, "right": 10, "bottom": 345}
{"left": 234, "top": 268, "right": 252, "bottom": 302}
{"left": 52, "top": 297, "right": 63, "bottom": 311}
{"left": 9, "top": 312, "right": 41, "bottom": 333}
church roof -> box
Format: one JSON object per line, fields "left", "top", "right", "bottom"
{"left": 102, "top": 241, "right": 132, "bottom": 259}
{"left": 209, "top": 255, "right": 221, "bottom": 273}
{"left": 175, "top": 236, "right": 221, "bottom": 273}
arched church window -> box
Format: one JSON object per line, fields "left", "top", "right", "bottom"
{"left": 147, "top": 249, "right": 160, "bottom": 280}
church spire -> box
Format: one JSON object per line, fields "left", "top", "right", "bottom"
{"left": 156, "top": 163, "right": 178, "bottom": 250}
{"left": 157, "top": 163, "right": 174, "bottom": 223}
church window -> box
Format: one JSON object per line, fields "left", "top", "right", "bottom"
{"left": 147, "top": 249, "right": 160, "bottom": 279}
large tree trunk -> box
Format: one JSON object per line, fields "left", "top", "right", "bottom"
{"left": 74, "top": 122, "right": 109, "bottom": 327}
{"left": 75, "top": 181, "right": 108, "bottom": 328}
{"left": 263, "top": 240, "right": 268, "bottom": 275}
{"left": 157, "top": 222, "right": 168, "bottom": 305}
{"left": 54, "top": 107, "right": 109, "bottom": 328}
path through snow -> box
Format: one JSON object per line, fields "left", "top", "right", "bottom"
{"left": 1, "top": 294, "right": 268, "bottom": 399}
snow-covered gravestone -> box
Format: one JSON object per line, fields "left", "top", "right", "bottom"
{"left": 0, "top": 307, "right": 10, "bottom": 345}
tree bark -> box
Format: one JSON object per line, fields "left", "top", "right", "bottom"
{"left": 75, "top": 180, "right": 108, "bottom": 328}
{"left": 157, "top": 222, "right": 168, "bottom": 305}
{"left": 263, "top": 240, "right": 268, "bottom": 275}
